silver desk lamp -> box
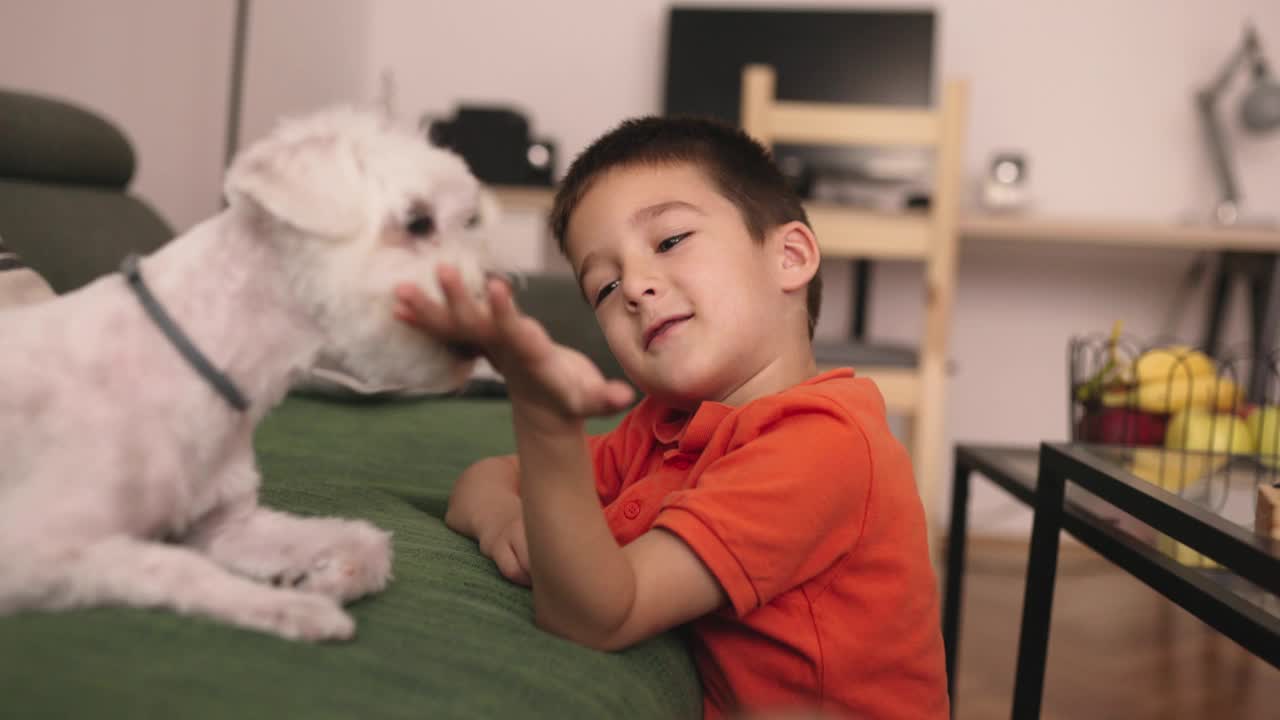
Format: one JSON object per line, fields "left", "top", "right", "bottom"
{"left": 1196, "top": 21, "right": 1280, "bottom": 226}
{"left": 1194, "top": 22, "right": 1280, "bottom": 406}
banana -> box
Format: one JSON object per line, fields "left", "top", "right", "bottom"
{"left": 1127, "top": 446, "right": 1222, "bottom": 568}
{"left": 1127, "top": 376, "right": 1241, "bottom": 414}
{"left": 1127, "top": 447, "right": 1226, "bottom": 492}
{"left": 1133, "top": 346, "right": 1216, "bottom": 384}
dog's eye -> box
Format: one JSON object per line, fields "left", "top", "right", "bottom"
{"left": 406, "top": 215, "right": 435, "bottom": 237}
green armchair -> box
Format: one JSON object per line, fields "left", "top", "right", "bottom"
{"left": 0, "top": 88, "right": 172, "bottom": 293}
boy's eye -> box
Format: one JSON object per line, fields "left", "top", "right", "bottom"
{"left": 594, "top": 280, "right": 619, "bottom": 307}
{"left": 657, "top": 232, "right": 692, "bottom": 252}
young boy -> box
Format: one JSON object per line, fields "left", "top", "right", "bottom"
{"left": 393, "top": 116, "right": 948, "bottom": 719}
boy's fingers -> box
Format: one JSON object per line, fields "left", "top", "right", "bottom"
{"left": 494, "top": 547, "right": 529, "bottom": 586}
{"left": 394, "top": 284, "right": 446, "bottom": 327}
{"left": 438, "top": 265, "right": 482, "bottom": 309}
{"left": 392, "top": 302, "right": 414, "bottom": 324}
{"left": 510, "top": 546, "right": 531, "bottom": 586}
{"left": 488, "top": 279, "right": 536, "bottom": 349}
{"left": 437, "top": 265, "right": 493, "bottom": 335}
{"left": 588, "top": 384, "right": 634, "bottom": 417}
{"left": 393, "top": 299, "right": 423, "bottom": 324}
{"left": 487, "top": 277, "right": 517, "bottom": 320}
{"left": 604, "top": 381, "right": 635, "bottom": 410}
{"left": 394, "top": 282, "right": 430, "bottom": 308}
{"left": 511, "top": 532, "right": 530, "bottom": 571}
{"left": 566, "top": 379, "right": 634, "bottom": 418}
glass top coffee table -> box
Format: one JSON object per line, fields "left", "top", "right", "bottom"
{"left": 943, "top": 443, "right": 1280, "bottom": 719}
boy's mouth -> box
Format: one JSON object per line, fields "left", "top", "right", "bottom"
{"left": 643, "top": 314, "right": 693, "bottom": 350}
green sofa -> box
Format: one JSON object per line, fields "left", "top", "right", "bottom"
{"left": 0, "top": 89, "right": 698, "bottom": 717}
{"left": 0, "top": 395, "right": 700, "bottom": 718}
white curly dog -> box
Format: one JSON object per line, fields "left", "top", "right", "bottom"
{"left": 0, "top": 108, "right": 492, "bottom": 641}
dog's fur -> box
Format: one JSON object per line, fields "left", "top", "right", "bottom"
{"left": 0, "top": 108, "right": 491, "bottom": 641}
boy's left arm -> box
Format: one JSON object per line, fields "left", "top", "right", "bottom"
{"left": 515, "top": 412, "right": 726, "bottom": 649}
{"left": 396, "top": 268, "right": 726, "bottom": 650}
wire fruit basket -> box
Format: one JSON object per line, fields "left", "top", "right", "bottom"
{"left": 1069, "top": 325, "right": 1280, "bottom": 567}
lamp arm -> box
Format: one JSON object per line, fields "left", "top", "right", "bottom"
{"left": 1202, "top": 40, "right": 1253, "bottom": 102}
{"left": 1194, "top": 23, "right": 1265, "bottom": 218}
{"left": 1196, "top": 90, "right": 1241, "bottom": 207}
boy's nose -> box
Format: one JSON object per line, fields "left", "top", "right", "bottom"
{"left": 621, "top": 276, "right": 662, "bottom": 308}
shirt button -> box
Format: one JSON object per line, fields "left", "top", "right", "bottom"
{"left": 623, "top": 501, "right": 642, "bottom": 519}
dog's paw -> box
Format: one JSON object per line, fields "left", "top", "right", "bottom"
{"left": 271, "top": 520, "right": 393, "bottom": 602}
{"left": 240, "top": 589, "right": 355, "bottom": 642}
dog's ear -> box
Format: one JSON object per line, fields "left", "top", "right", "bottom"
{"left": 224, "top": 127, "right": 367, "bottom": 238}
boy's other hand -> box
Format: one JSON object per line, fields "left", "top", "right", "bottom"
{"left": 393, "top": 265, "right": 633, "bottom": 421}
{"left": 477, "top": 512, "right": 531, "bottom": 587}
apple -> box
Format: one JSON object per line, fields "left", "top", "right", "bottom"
{"left": 1246, "top": 405, "right": 1280, "bottom": 468}
{"left": 1164, "top": 409, "right": 1254, "bottom": 455}
{"left": 1236, "top": 401, "right": 1257, "bottom": 420}
{"left": 1076, "top": 407, "right": 1167, "bottom": 446}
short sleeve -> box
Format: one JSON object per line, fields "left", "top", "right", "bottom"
{"left": 653, "top": 401, "right": 873, "bottom": 616}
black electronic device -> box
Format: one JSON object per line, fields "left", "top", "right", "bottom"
{"left": 422, "top": 106, "right": 556, "bottom": 187}
{"left": 664, "top": 7, "right": 935, "bottom": 203}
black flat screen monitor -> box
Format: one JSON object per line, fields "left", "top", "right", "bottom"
{"left": 663, "top": 7, "right": 936, "bottom": 203}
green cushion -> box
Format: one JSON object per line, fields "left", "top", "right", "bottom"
{"left": 0, "top": 88, "right": 135, "bottom": 188}
{"left": 0, "top": 395, "right": 700, "bottom": 719}
{"left": 0, "top": 177, "right": 172, "bottom": 292}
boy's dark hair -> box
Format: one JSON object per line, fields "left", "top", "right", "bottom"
{"left": 549, "top": 115, "right": 822, "bottom": 338}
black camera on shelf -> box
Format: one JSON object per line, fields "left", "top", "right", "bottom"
{"left": 421, "top": 106, "right": 555, "bottom": 187}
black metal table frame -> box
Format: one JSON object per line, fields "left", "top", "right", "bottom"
{"left": 943, "top": 443, "right": 1280, "bottom": 719}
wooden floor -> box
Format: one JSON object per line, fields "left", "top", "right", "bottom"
{"left": 949, "top": 539, "right": 1280, "bottom": 719}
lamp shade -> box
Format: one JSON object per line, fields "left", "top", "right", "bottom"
{"left": 1241, "top": 77, "right": 1280, "bottom": 132}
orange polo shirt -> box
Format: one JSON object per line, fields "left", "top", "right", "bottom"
{"left": 590, "top": 369, "right": 948, "bottom": 719}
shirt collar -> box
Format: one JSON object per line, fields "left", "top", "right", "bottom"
{"left": 647, "top": 368, "right": 854, "bottom": 452}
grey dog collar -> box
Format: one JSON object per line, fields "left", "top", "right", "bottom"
{"left": 120, "top": 254, "right": 249, "bottom": 412}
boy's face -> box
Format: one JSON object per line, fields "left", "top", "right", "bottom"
{"left": 565, "top": 163, "right": 798, "bottom": 408}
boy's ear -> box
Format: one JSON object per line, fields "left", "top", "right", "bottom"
{"left": 772, "top": 221, "right": 821, "bottom": 293}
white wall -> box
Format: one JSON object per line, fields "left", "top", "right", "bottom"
{"left": 2, "top": 0, "right": 1277, "bottom": 531}
{"left": 0, "top": 0, "right": 372, "bottom": 231}
{"left": 237, "top": 0, "right": 374, "bottom": 155}
{"left": 0, "top": 0, "right": 235, "bottom": 230}
{"left": 365, "top": 0, "right": 1280, "bottom": 220}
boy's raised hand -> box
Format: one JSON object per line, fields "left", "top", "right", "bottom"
{"left": 393, "top": 266, "right": 634, "bottom": 421}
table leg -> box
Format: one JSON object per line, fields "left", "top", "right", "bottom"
{"left": 1248, "top": 253, "right": 1279, "bottom": 403}
{"left": 1011, "top": 449, "right": 1066, "bottom": 719}
{"left": 850, "top": 259, "right": 872, "bottom": 340}
{"left": 1202, "top": 252, "right": 1233, "bottom": 356}
{"left": 942, "top": 456, "right": 971, "bottom": 706}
